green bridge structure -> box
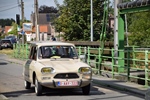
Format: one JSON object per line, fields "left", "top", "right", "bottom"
{"left": 13, "top": 0, "right": 150, "bottom": 87}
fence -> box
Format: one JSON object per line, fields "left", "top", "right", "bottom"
{"left": 13, "top": 44, "right": 29, "bottom": 60}
{"left": 13, "top": 43, "right": 150, "bottom": 87}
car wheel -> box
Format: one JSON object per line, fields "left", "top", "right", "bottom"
{"left": 35, "top": 77, "right": 42, "bottom": 96}
{"left": 24, "top": 80, "right": 31, "bottom": 89}
{"left": 82, "top": 84, "right": 90, "bottom": 95}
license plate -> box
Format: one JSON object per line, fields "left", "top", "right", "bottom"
{"left": 58, "top": 81, "right": 78, "bottom": 86}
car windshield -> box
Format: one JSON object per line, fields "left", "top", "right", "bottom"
{"left": 38, "top": 45, "right": 78, "bottom": 59}
{"left": 1, "top": 40, "right": 11, "bottom": 43}
{"left": 5, "top": 36, "right": 15, "bottom": 39}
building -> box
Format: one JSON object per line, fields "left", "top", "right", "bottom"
{"left": 29, "top": 13, "right": 58, "bottom": 41}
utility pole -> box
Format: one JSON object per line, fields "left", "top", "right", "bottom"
{"left": 21, "top": 0, "right": 24, "bottom": 22}
{"left": 21, "top": 0, "right": 25, "bottom": 44}
{"left": 34, "top": 0, "right": 40, "bottom": 41}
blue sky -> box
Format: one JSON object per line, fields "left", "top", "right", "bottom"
{"left": 0, "top": 0, "right": 63, "bottom": 20}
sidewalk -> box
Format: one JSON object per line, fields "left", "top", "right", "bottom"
{"left": 92, "top": 75, "right": 147, "bottom": 96}
{"left": 1, "top": 57, "right": 148, "bottom": 99}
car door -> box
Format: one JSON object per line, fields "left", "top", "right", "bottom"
{"left": 24, "top": 46, "right": 37, "bottom": 83}
{"left": 28, "top": 46, "right": 38, "bottom": 83}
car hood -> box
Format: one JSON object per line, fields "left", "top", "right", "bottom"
{"left": 39, "top": 60, "right": 89, "bottom": 72}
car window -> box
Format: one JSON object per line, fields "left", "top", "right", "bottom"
{"left": 29, "top": 46, "right": 37, "bottom": 60}
{"left": 38, "top": 46, "right": 78, "bottom": 59}
{"left": 5, "top": 36, "right": 17, "bottom": 43}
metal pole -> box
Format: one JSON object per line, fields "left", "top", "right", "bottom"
{"left": 125, "top": 14, "right": 129, "bottom": 46}
{"left": 114, "top": 0, "right": 122, "bottom": 64}
{"left": 90, "top": 0, "right": 93, "bottom": 41}
{"left": 34, "top": 0, "right": 39, "bottom": 41}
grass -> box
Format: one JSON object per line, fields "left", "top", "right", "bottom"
{"left": 0, "top": 49, "right": 14, "bottom": 55}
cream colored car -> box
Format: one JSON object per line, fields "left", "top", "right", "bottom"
{"left": 23, "top": 41, "right": 92, "bottom": 96}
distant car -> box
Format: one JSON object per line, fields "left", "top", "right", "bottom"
{"left": 0, "top": 39, "right": 14, "bottom": 50}
{"left": 5, "top": 36, "right": 17, "bottom": 43}
{"left": 23, "top": 41, "right": 92, "bottom": 96}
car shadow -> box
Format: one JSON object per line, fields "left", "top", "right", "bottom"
{"left": 2, "top": 87, "right": 34, "bottom": 97}
{"left": 0, "top": 62, "right": 8, "bottom": 65}
{"left": 2, "top": 84, "right": 104, "bottom": 98}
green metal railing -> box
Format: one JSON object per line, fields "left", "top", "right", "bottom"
{"left": 13, "top": 44, "right": 29, "bottom": 60}
{"left": 13, "top": 43, "right": 150, "bottom": 87}
{"left": 77, "top": 46, "right": 150, "bottom": 87}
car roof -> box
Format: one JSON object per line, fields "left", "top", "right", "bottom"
{"left": 1, "top": 39, "right": 11, "bottom": 41}
{"left": 29, "top": 41, "right": 75, "bottom": 47}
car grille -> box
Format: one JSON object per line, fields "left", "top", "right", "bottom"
{"left": 54, "top": 73, "right": 79, "bottom": 79}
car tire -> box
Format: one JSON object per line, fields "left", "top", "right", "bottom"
{"left": 82, "top": 84, "right": 90, "bottom": 95}
{"left": 24, "top": 80, "right": 31, "bottom": 89}
{"left": 35, "top": 76, "right": 42, "bottom": 96}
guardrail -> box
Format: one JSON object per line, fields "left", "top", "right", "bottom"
{"left": 13, "top": 43, "right": 150, "bottom": 87}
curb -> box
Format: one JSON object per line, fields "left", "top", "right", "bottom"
{"left": 0, "top": 94, "right": 9, "bottom": 100}
{"left": 92, "top": 78, "right": 145, "bottom": 96}
{"left": 7, "top": 58, "right": 25, "bottom": 65}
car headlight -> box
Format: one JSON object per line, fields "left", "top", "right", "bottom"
{"left": 78, "top": 67, "right": 92, "bottom": 74}
{"left": 41, "top": 67, "right": 55, "bottom": 74}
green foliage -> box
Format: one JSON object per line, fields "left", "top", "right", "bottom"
{"left": 0, "top": 18, "right": 15, "bottom": 27}
{"left": 54, "top": 0, "right": 106, "bottom": 41}
{"left": 39, "top": 5, "right": 58, "bottom": 13}
{"left": 122, "top": 0, "right": 132, "bottom": 2}
{"left": 7, "top": 22, "right": 18, "bottom": 35}
{"left": 128, "top": 11, "right": 150, "bottom": 47}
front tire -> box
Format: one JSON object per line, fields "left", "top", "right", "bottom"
{"left": 35, "top": 77, "right": 42, "bottom": 96}
{"left": 82, "top": 84, "right": 90, "bottom": 95}
{"left": 24, "top": 80, "right": 31, "bottom": 89}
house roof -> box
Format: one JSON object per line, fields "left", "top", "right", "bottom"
{"left": 32, "top": 25, "right": 51, "bottom": 34}
{"left": 5, "top": 26, "right": 12, "bottom": 33}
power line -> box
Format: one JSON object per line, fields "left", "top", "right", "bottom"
{"left": 0, "top": 5, "right": 19, "bottom": 12}
{"left": 0, "top": 3, "right": 19, "bottom": 8}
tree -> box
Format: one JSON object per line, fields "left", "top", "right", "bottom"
{"left": 0, "top": 18, "right": 15, "bottom": 27}
{"left": 54, "top": 0, "right": 106, "bottom": 41}
{"left": 128, "top": 11, "right": 150, "bottom": 47}
{"left": 7, "top": 22, "right": 18, "bottom": 36}
{"left": 39, "top": 5, "right": 58, "bottom": 13}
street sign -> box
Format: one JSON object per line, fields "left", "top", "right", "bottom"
{"left": 21, "top": 30, "right": 25, "bottom": 35}
{"left": 23, "top": 23, "right": 32, "bottom": 31}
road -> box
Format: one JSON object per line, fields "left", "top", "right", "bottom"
{"left": 0, "top": 54, "right": 144, "bottom": 100}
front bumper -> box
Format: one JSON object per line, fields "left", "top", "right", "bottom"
{"left": 40, "top": 79, "right": 91, "bottom": 89}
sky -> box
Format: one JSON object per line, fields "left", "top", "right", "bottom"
{"left": 0, "top": 0, "right": 63, "bottom": 20}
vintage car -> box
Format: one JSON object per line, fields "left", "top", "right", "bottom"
{"left": 0, "top": 39, "right": 14, "bottom": 50}
{"left": 23, "top": 41, "right": 92, "bottom": 96}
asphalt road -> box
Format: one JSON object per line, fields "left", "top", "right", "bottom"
{"left": 0, "top": 54, "right": 144, "bottom": 100}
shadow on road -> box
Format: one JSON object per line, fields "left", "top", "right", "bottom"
{"left": 0, "top": 62, "right": 8, "bottom": 65}
{"left": 2, "top": 87, "right": 35, "bottom": 97}
{"left": 2, "top": 85, "right": 104, "bottom": 97}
